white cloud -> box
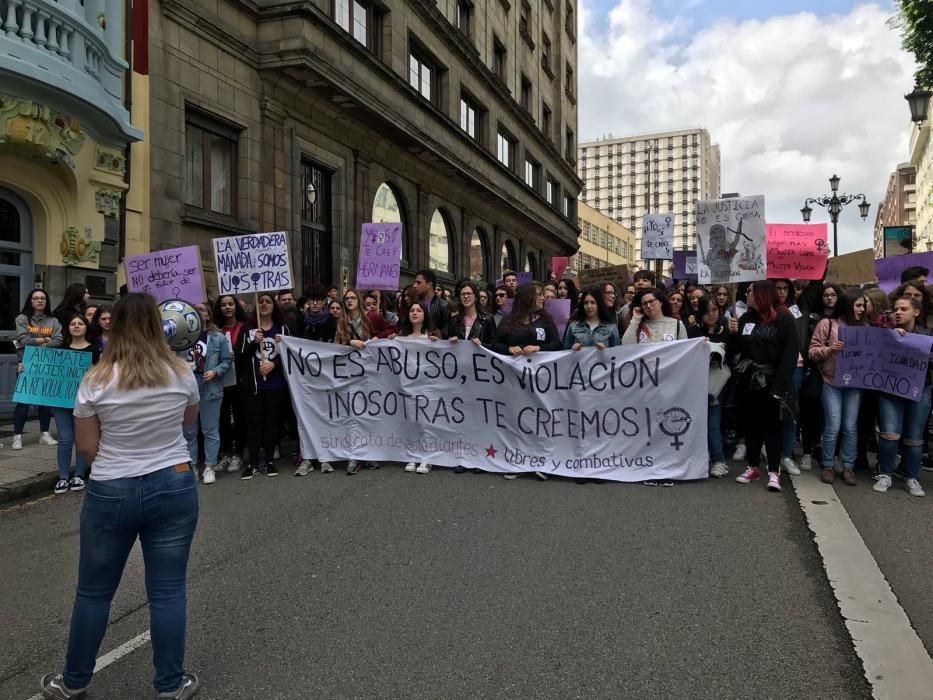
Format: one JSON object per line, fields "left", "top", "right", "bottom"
{"left": 578, "top": 0, "right": 916, "bottom": 254}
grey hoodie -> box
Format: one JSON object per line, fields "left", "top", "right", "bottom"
{"left": 15, "top": 313, "right": 63, "bottom": 360}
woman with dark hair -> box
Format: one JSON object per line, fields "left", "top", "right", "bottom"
{"left": 52, "top": 282, "right": 89, "bottom": 329}
{"left": 873, "top": 295, "right": 932, "bottom": 497}
{"left": 808, "top": 288, "right": 869, "bottom": 487}
{"left": 601, "top": 282, "right": 620, "bottom": 319}
{"left": 213, "top": 294, "right": 249, "bottom": 475}
{"left": 236, "top": 292, "right": 289, "bottom": 480}
{"left": 712, "top": 285, "right": 731, "bottom": 318}
{"left": 448, "top": 280, "right": 496, "bottom": 346}
{"left": 724, "top": 282, "right": 751, "bottom": 325}
{"left": 729, "top": 280, "right": 798, "bottom": 492}
{"left": 563, "top": 287, "right": 620, "bottom": 349}
{"left": 689, "top": 293, "right": 730, "bottom": 478}
{"left": 667, "top": 290, "right": 685, "bottom": 321}
{"left": 891, "top": 280, "right": 933, "bottom": 328}
{"left": 90, "top": 304, "right": 113, "bottom": 352}
{"left": 13, "top": 288, "right": 62, "bottom": 451}
{"left": 557, "top": 278, "right": 579, "bottom": 312}
{"left": 622, "top": 288, "right": 687, "bottom": 345}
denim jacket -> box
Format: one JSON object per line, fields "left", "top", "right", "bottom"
{"left": 563, "top": 320, "right": 620, "bottom": 349}
{"left": 177, "top": 330, "right": 233, "bottom": 401}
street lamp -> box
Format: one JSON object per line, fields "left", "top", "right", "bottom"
{"left": 905, "top": 84, "right": 932, "bottom": 124}
{"left": 801, "top": 175, "right": 870, "bottom": 257}
{"left": 306, "top": 181, "right": 317, "bottom": 206}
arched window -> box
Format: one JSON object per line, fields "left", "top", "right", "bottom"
{"left": 469, "top": 228, "right": 487, "bottom": 281}
{"left": 429, "top": 209, "right": 451, "bottom": 273}
{"left": 372, "top": 182, "right": 409, "bottom": 260}
{"left": 500, "top": 241, "right": 516, "bottom": 274}
{"left": 525, "top": 252, "right": 537, "bottom": 279}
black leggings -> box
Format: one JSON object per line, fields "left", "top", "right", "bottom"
{"left": 740, "top": 387, "right": 783, "bottom": 473}
{"left": 219, "top": 386, "right": 245, "bottom": 456}
{"left": 245, "top": 388, "right": 286, "bottom": 466}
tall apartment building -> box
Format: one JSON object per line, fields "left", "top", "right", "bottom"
{"left": 909, "top": 119, "right": 932, "bottom": 252}
{"left": 872, "top": 163, "right": 918, "bottom": 257}
{"left": 143, "top": 0, "right": 581, "bottom": 294}
{"left": 577, "top": 128, "right": 721, "bottom": 267}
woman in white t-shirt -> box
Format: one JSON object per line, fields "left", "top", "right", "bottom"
{"left": 40, "top": 293, "right": 202, "bottom": 700}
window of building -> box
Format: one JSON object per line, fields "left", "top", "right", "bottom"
{"left": 519, "top": 1, "right": 534, "bottom": 47}
{"left": 429, "top": 209, "right": 451, "bottom": 273}
{"left": 456, "top": 0, "right": 473, "bottom": 40}
{"left": 497, "top": 128, "right": 515, "bottom": 169}
{"left": 493, "top": 36, "right": 507, "bottom": 81}
{"left": 185, "top": 110, "right": 238, "bottom": 217}
{"left": 469, "top": 228, "right": 488, "bottom": 281}
{"left": 541, "top": 32, "right": 553, "bottom": 77}
{"left": 520, "top": 74, "right": 532, "bottom": 113}
{"left": 460, "top": 95, "right": 479, "bottom": 139}
{"left": 409, "top": 48, "right": 435, "bottom": 103}
{"left": 334, "top": 0, "right": 370, "bottom": 48}
{"left": 565, "top": 0, "right": 576, "bottom": 41}
{"left": 564, "top": 126, "right": 574, "bottom": 163}
{"left": 563, "top": 194, "right": 574, "bottom": 219}
{"left": 524, "top": 157, "right": 540, "bottom": 190}
{"left": 542, "top": 102, "right": 552, "bottom": 140}
{"left": 565, "top": 61, "right": 575, "bottom": 103}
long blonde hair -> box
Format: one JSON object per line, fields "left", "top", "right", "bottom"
{"left": 84, "top": 293, "right": 188, "bottom": 390}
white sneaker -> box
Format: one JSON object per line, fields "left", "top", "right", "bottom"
{"left": 416, "top": 462, "right": 432, "bottom": 474}
{"left": 11, "top": 434, "right": 22, "bottom": 450}
{"left": 39, "top": 431, "right": 57, "bottom": 446}
{"left": 202, "top": 466, "right": 216, "bottom": 484}
{"left": 732, "top": 443, "right": 746, "bottom": 461}
{"left": 906, "top": 478, "right": 926, "bottom": 497}
{"left": 800, "top": 454, "right": 813, "bottom": 471}
{"left": 709, "top": 462, "right": 729, "bottom": 478}
{"left": 503, "top": 473, "right": 519, "bottom": 480}
{"left": 228, "top": 455, "right": 243, "bottom": 473}
{"left": 404, "top": 462, "right": 417, "bottom": 472}
{"left": 781, "top": 457, "right": 801, "bottom": 476}
{"left": 873, "top": 474, "right": 893, "bottom": 493}
{"left": 294, "top": 460, "right": 312, "bottom": 477}
{"left": 320, "top": 461, "right": 334, "bottom": 473}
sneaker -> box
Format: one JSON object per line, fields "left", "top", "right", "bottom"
{"left": 735, "top": 467, "right": 760, "bottom": 484}
{"left": 732, "top": 443, "right": 746, "bottom": 461}
{"left": 800, "top": 454, "right": 813, "bottom": 471}
{"left": 367, "top": 461, "right": 380, "bottom": 469}
{"left": 241, "top": 465, "right": 256, "bottom": 480}
{"left": 201, "top": 467, "right": 216, "bottom": 484}
{"left": 404, "top": 462, "right": 417, "bottom": 472}
{"left": 643, "top": 480, "right": 658, "bottom": 486}
{"left": 347, "top": 460, "right": 359, "bottom": 475}
{"left": 534, "top": 471, "right": 549, "bottom": 480}
{"left": 781, "top": 457, "right": 801, "bottom": 476}
{"left": 156, "top": 672, "right": 200, "bottom": 699}
{"left": 454, "top": 466, "right": 467, "bottom": 474}
{"left": 54, "top": 479, "right": 69, "bottom": 495}
{"left": 39, "top": 431, "right": 58, "bottom": 446}
{"left": 39, "top": 672, "right": 88, "bottom": 699}
{"left": 218, "top": 456, "right": 231, "bottom": 472}
{"left": 265, "top": 463, "right": 278, "bottom": 477}
{"left": 659, "top": 479, "right": 674, "bottom": 487}
{"left": 320, "top": 461, "right": 334, "bottom": 473}
{"left": 12, "top": 434, "right": 22, "bottom": 450}
{"left": 416, "top": 462, "right": 432, "bottom": 474}
{"left": 767, "top": 471, "right": 781, "bottom": 492}
{"left": 68, "top": 476, "right": 85, "bottom": 492}
{"left": 273, "top": 446, "right": 280, "bottom": 460}
{"left": 294, "top": 460, "right": 312, "bottom": 477}
{"left": 872, "top": 474, "right": 893, "bottom": 493}
{"left": 227, "top": 455, "right": 243, "bottom": 473}
{"left": 710, "top": 462, "right": 729, "bottom": 478}
{"left": 906, "top": 478, "right": 926, "bottom": 497}
{"left": 503, "top": 473, "right": 519, "bottom": 480}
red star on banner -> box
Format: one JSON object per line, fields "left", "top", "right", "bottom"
{"left": 485, "top": 445, "right": 497, "bottom": 458}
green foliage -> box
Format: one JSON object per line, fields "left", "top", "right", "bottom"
{"left": 897, "top": 0, "right": 933, "bottom": 86}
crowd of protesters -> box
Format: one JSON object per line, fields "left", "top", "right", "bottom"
{"left": 13, "top": 264, "right": 933, "bottom": 498}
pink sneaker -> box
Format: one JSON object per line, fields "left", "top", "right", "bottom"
{"left": 767, "top": 471, "right": 782, "bottom": 492}
{"left": 735, "top": 467, "right": 760, "bottom": 484}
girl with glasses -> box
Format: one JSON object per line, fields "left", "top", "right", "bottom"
{"left": 13, "top": 288, "right": 62, "bottom": 450}
{"left": 622, "top": 288, "right": 687, "bottom": 345}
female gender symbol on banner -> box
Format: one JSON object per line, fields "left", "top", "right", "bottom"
{"left": 658, "top": 408, "right": 692, "bottom": 450}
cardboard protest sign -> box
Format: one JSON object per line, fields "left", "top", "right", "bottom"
{"left": 672, "top": 251, "right": 697, "bottom": 280}
{"left": 874, "top": 251, "right": 933, "bottom": 293}
{"left": 551, "top": 257, "right": 570, "bottom": 280}
{"left": 833, "top": 326, "right": 933, "bottom": 401}
{"left": 12, "top": 346, "right": 93, "bottom": 409}
{"left": 641, "top": 213, "right": 674, "bottom": 260}
{"left": 696, "top": 195, "right": 766, "bottom": 284}
{"left": 124, "top": 246, "right": 206, "bottom": 304}
{"left": 766, "top": 223, "right": 827, "bottom": 280}
{"left": 544, "top": 298, "right": 571, "bottom": 339}
{"left": 212, "top": 232, "right": 292, "bottom": 296}
{"left": 577, "top": 264, "right": 629, "bottom": 291}
{"left": 356, "top": 223, "right": 402, "bottom": 291}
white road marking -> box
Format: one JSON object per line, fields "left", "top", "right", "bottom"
{"left": 25, "top": 630, "right": 150, "bottom": 700}
{"left": 791, "top": 473, "right": 933, "bottom": 699}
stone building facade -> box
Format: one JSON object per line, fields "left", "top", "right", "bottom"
{"left": 143, "top": 0, "right": 581, "bottom": 295}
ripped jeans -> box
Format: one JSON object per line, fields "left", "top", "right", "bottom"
{"left": 877, "top": 385, "right": 933, "bottom": 480}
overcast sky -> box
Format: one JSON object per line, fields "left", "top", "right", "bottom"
{"left": 578, "top": 0, "right": 916, "bottom": 255}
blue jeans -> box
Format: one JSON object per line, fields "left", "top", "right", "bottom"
{"left": 13, "top": 402, "right": 51, "bottom": 434}
{"left": 820, "top": 384, "right": 861, "bottom": 469}
{"left": 62, "top": 466, "right": 198, "bottom": 692}
{"left": 708, "top": 399, "right": 725, "bottom": 463}
{"left": 184, "top": 396, "right": 222, "bottom": 465}
{"left": 51, "top": 407, "right": 88, "bottom": 480}
{"left": 878, "top": 385, "right": 933, "bottom": 479}
{"left": 782, "top": 367, "right": 804, "bottom": 458}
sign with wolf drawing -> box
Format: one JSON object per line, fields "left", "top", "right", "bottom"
{"left": 696, "top": 195, "right": 766, "bottom": 284}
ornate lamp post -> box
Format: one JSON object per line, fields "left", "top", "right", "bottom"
{"left": 800, "top": 174, "right": 870, "bottom": 257}
{"left": 905, "top": 84, "right": 932, "bottom": 124}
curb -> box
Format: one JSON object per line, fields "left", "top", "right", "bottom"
{"left": 0, "top": 471, "right": 59, "bottom": 504}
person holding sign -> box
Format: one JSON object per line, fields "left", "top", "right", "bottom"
{"left": 563, "top": 288, "right": 620, "bottom": 350}
{"left": 872, "top": 296, "right": 933, "bottom": 497}
{"left": 40, "top": 293, "right": 201, "bottom": 700}
{"left": 397, "top": 303, "right": 438, "bottom": 474}
{"left": 447, "top": 281, "right": 496, "bottom": 347}
{"left": 214, "top": 294, "right": 249, "bottom": 474}
{"left": 622, "top": 288, "right": 688, "bottom": 346}
{"left": 13, "top": 287, "right": 62, "bottom": 451}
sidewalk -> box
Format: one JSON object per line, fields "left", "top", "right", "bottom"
{"left": 0, "top": 423, "right": 60, "bottom": 503}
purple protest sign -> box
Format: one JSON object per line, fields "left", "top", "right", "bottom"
{"left": 517, "top": 271, "right": 534, "bottom": 284}
{"left": 833, "top": 326, "right": 933, "bottom": 401}
{"left": 544, "top": 298, "right": 571, "bottom": 339}
{"left": 672, "top": 251, "right": 697, "bottom": 280}
{"left": 357, "top": 223, "right": 402, "bottom": 291}
{"left": 874, "top": 251, "right": 933, "bottom": 293}
{"left": 124, "top": 245, "right": 206, "bottom": 304}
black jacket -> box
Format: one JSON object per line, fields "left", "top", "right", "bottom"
{"left": 303, "top": 315, "right": 336, "bottom": 343}
{"left": 447, "top": 311, "right": 496, "bottom": 346}
{"left": 728, "top": 308, "right": 798, "bottom": 396}
{"left": 423, "top": 295, "right": 450, "bottom": 339}
{"left": 492, "top": 315, "right": 562, "bottom": 355}
{"left": 235, "top": 324, "right": 290, "bottom": 395}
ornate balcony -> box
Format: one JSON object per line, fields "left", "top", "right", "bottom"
{"left": 0, "top": 0, "right": 141, "bottom": 144}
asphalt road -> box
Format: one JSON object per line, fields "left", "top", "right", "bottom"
{"left": 0, "top": 463, "right": 872, "bottom": 699}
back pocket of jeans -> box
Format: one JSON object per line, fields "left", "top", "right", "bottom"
{"left": 158, "top": 483, "right": 199, "bottom": 527}
{"left": 82, "top": 490, "right": 123, "bottom": 532}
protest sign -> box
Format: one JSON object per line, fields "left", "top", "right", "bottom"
{"left": 356, "top": 223, "right": 402, "bottom": 291}
{"left": 12, "top": 346, "right": 93, "bottom": 409}
{"left": 874, "top": 251, "right": 933, "bottom": 293}
{"left": 765, "top": 223, "right": 827, "bottom": 280}
{"left": 672, "top": 251, "right": 697, "bottom": 280}
{"left": 495, "top": 272, "right": 534, "bottom": 287}
{"left": 833, "top": 326, "right": 933, "bottom": 401}
{"left": 212, "top": 231, "right": 292, "bottom": 295}
{"left": 544, "top": 298, "right": 571, "bottom": 339}
{"left": 551, "top": 257, "right": 570, "bottom": 280}
{"left": 124, "top": 245, "right": 206, "bottom": 304}
{"left": 641, "top": 213, "right": 674, "bottom": 260}
{"left": 577, "top": 264, "right": 629, "bottom": 291}
{"left": 696, "top": 195, "right": 766, "bottom": 284}
{"left": 280, "top": 336, "right": 709, "bottom": 482}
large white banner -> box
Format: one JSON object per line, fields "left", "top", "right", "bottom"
{"left": 280, "top": 337, "right": 709, "bottom": 482}
{"left": 696, "top": 195, "right": 766, "bottom": 284}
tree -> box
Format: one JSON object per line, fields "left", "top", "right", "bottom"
{"left": 895, "top": 0, "right": 933, "bottom": 86}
